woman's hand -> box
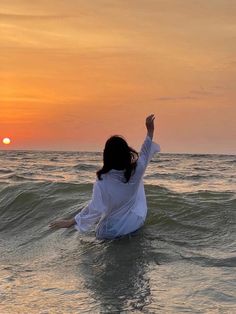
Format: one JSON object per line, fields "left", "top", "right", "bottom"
{"left": 146, "top": 114, "right": 155, "bottom": 139}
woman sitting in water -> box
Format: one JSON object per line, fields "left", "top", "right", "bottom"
{"left": 49, "top": 114, "right": 160, "bottom": 239}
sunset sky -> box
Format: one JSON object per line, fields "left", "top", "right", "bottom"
{"left": 1, "top": 0, "right": 235, "bottom": 153}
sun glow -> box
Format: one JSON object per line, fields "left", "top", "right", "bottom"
{"left": 2, "top": 138, "right": 11, "bottom": 145}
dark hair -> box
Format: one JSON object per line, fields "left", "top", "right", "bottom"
{"left": 97, "top": 135, "right": 138, "bottom": 183}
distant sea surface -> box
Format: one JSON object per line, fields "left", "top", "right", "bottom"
{"left": 0, "top": 150, "right": 235, "bottom": 313}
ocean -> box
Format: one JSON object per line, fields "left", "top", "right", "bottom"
{"left": 0, "top": 150, "right": 235, "bottom": 313}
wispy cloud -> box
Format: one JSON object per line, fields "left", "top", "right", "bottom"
{"left": 155, "top": 96, "right": 199, "bottom": 101}
{"left": 0, "top": 13, "right": 76, "bottom": 20}
{"left": 155, "top": 85, "right": 224, "bottom": 102}
{"left": 189, "top": 88, "right": 213, "bottom": 96}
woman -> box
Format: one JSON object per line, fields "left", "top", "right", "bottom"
{"left": 49, "top": 114, "right": 160, "bottom": 239}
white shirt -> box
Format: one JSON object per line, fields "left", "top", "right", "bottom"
{"left": 74, "top": 135, "right": 160, "bottom": 239}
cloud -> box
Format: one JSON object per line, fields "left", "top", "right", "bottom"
{"left": 155, "top": 96, "right": 198, "bottom": 101}
{"left": 189, "top": 88, "right": 213, "bottom": 96}
{"left": 0, "top": 13, "right": 76, "bottom": 20}
{"left": 155, "top": 85, "right": 223, "bottom": 102}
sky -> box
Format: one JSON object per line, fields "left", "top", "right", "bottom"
{"left": 0, "top": 0, "right": 236, "bottom": 154}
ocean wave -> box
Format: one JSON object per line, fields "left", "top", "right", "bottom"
{"left": 73, "top": 163, "right": 99, "bottom": 171}
{"left": 3, "top": 174, "right": 32, "bottom": 181}
{"left": 181, "top": 254, "right": 236, "bottom": 267}
{"left": 0, "top": 182, "right": 92, "bottom": 241}
{"left": 145, "top": 172, "right": 219, "bottom": 181}
{"left": 186, "top": 154, "right": 219, "bottom": 158}
{"left": 50, "top": 157, "right": 59, "bottom": 162}
{"left": 225, "top": 159, "right": 236, "bottom": 165}
{"left": 1, "top": 181, "right": 234, "bottom": 235}
{"left": 40, "top": 165, "right": 59, "bottom": 171}
{"left": 0, "top": 169, "right": 13, "bottom": 174}
{"left": 185, "top": 189, "right": 235, "bottom": 200}
{"left": 193, "top": 167, "right": 212, "bottom": 171}
{"left": 0, "top": 173, "right": 48, "bottom": 182}
{"left": 0, "top": 181, "right": 91, "bottom": 213}
{"left": 150, "top": 159, "right": 171, "bottom": 163}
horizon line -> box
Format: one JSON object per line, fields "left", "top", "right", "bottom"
{"left": 0, "top": 148, "right": 235, "bottom": 157}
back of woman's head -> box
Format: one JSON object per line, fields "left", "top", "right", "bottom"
{"left": 97, "top": 135, "right": 138, "bottom": 182}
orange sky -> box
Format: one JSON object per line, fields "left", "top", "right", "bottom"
{"left": 1, "top": 0, "right": 236, "bottom": 153}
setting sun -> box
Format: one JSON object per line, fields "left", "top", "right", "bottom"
{"left": 2, "top": 138, "right": 11, "bottom": 145}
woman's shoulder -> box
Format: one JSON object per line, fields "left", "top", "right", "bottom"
{"left": 95, "top": 175, "right": 109, "bottom": 188}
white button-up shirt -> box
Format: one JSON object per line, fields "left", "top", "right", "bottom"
{"left": 74, "top": 135, "right": 160, "bottom": 239}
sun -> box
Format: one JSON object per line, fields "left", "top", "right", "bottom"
{"left": 2, "top": 137, "right": 11, "bottom": 145}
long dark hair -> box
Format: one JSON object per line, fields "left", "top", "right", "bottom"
{"left": 97, "top": 135, "right": 138, "bottom": 183}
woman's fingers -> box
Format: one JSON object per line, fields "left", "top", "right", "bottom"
{"left": 49, "top": 221, "right": 58, "bottom": 228}
{"left": 146, "top": 114, "right": 155, "bottom": 125}
{"left": 146, "top": 114, "right": 155, "bottom": 122}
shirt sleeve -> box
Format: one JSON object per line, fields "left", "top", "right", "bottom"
{"left": 74, "top": 181, "right": 106, "bottom": 233}
{"left": 139, "top": 135, "right": 161, "bottom": 170}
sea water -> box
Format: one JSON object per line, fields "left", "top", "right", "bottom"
{"left": 0, "top": 150, "right": 235, "bottom": 313}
